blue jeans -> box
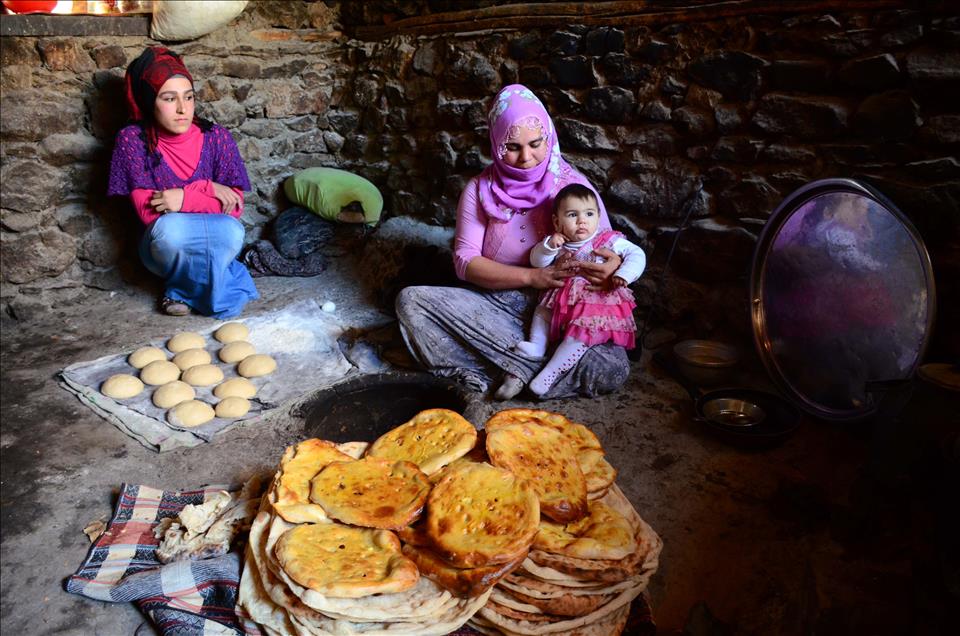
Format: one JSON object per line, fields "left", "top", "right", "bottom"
{"left": 139, "top": 213, "right": 258, "bottom": 318}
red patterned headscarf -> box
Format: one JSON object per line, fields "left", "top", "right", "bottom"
{"left": 124, "top": 46, "right": 193, "bottom": 122}
{"left": 124, "top": 47, "right": 196, "bottom": 152}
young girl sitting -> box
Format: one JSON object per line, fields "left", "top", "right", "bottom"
{"left": 108, "top": 46, "right": 258, "bottom": 318}
{"left": 506, "top": 183, "right": 646, "bottom": 397}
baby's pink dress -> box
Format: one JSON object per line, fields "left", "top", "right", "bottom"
{"left": 539, "top": 230, "right": 637, "bottom": 349}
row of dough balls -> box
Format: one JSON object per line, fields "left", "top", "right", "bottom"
{"left": 100, "top": 322, "right": 277, "bottom": 427}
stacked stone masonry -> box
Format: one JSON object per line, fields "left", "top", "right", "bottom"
{"left": 1, "top": 1, "right": 957, "bottom": 348}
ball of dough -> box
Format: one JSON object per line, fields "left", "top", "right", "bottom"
{"left": 213, "top": 377, "right": 257, "bottom": 399}
{"left": 152, "top": 380, "right": 195, "bottom": 408}
{"left": 167, "top": 332, "right": 205, "bottom": 353}
{"left": 140, "top": 360, "right": 181, "bottom": 385}
{"left": 219, "top": 340, "right": 255, "bottom": 363}
{"left": 172, "top": 347, "right": 212, "bottom": 370}
{"left": 101, "top": 374, "right": 144, "bottom": 399}
{"left": 181, "top": 364, "right": 225, "bottom": 387}
{"left": 238, "top": 354, "right": 277, "bottom": 378}
{"left": 215, "top": 322, "right": 249, "bottom": 344}
{"left": 128, "top": 346, "right": 166, "bottom": 369}
{"left": 215, "top": 396, "right": 250, "bottom": 419}
{"left": 169, "top": 400, "right": 215, "bottom": 428}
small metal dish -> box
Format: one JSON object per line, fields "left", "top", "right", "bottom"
{"left": 673, "top": 340, "right": 740, "bottom": 386}
{"left": 701, "top": 397, "right": 766, "bottom": 428}
{"left": 653, "top": 352, "right": 803, "bottom": 448}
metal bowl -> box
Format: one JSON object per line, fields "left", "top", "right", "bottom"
{"left": 673, "top": 340, "right": 740, "bottom": 386}
{"left": 701, "top": 397, "right": 766, "bottom": 428}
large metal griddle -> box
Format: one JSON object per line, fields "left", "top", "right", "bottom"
{"left": 750, "top": 178, "right": 936, "bottom": 422}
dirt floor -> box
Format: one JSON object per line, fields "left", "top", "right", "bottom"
{"left": 1, "top": 242, "right": 956, "bottom": 635}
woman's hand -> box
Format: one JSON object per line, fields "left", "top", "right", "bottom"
{"left": 528, "top": 258, "right": 577, "bottom": 290}
{"left": 580, "top": 247, "right": 623, "bottom": 290}
{"left": 211, "top": 182, "right": 241, "bottom": 213}
{"left": 528, "top": 265, "right": 568, "bottom": 290}
{"left": 150, "top": 189, "right": 184, "bottom": 214}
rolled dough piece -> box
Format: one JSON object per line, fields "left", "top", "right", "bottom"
{"left": 215, "top": 396, "right": 250, "bottom": 419}
{"left": 167, "top": 332, "right": 205, "bottom": 353}
{"left": 169, "top": 400, "right": 215, "bottom": 428}
{"left": 214, "top": 322, "right": 249, "bottom": 344}
{"left": 128, "top": 346, "right": 166, "bottom": 369}
{"left": 101, "top": 374, "right": 144, "bottom": 399}
{"left": 213, "top": 377, "right": 257, "bottom": 399}
{"left": 237, "top": 354, "right": 277, "bottom": 378}
{"left": 152, "top": 380, "right": 195, "bottom": 408}
{"left": 172, "top": 347, "right": 212, "bottom": 370}
{"left": 140, "top": 360, "right": 181, "bottom": 385}
{"left": 218, "top": 341, "right": 255, "bottom": 363}
{"left": 181, "top": 364, "right": 224, "bottom": 387}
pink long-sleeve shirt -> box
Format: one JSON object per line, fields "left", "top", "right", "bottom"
{"left": 129, "top": 124, "right": 244, "bottom": 225}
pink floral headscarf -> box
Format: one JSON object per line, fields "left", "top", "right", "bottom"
{"left": 477, "top": 84, "right": 570, "bottom": 222}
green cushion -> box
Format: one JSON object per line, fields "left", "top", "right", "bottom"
{"left": 283, "top": 167, "right": 383, "bottom": 225}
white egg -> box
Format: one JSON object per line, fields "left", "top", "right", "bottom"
{"left": 321, "top": 301, "right": 336, "bottom": 312}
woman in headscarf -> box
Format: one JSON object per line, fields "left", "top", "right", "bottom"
{"left": 396, "top": 84, "right": 629, "bottom": 400}
{"left": 108, "top": 46, "right": 258, "bottom": 318}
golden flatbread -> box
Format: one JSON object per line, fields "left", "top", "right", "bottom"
{"left": 259, "top": 509, "right": 457, "bottom": 622}
{"left": 273, "top": 439, "right": 355, "bottom": 524}
{"left": 402, "top": 543, "right": 527, "bottom": 598}
{"left": 488, "top": 587, "right": 617, "bottom": 620}
{"left": 366, "top": 408, "right": 478, "bottom": 475}
{"left": 309, "top": 456, "right": 431, "bottom": 530}
{"left": 485, "top": 408, "right": 605, "bottom": 475}
{"left": 474, "top": 601, "right": 631, "bottom": 636}
{"left": 585, "top": 457, "right": 617, "bottom": 495}
{"left": 501, "top": 573, "right": 635, "bottom": 598}
{"left": 237, "top": 532, "right": 298, "bottom": 635}
{"left": 525, "top": 487, "right": 663, "bottom": 585}
{"left": 478, "top": 574, "right": 642, "bottom": 635}
{"left": 486, "top": 423, "right": 588, "bottom": 524}
{"left": 534, "top": 500, "right": 635, "bottom": 561}
{"left": 396, "top": 520, "right": 432, "bottom": 548}
{"left": 275, "top": 523, "right": 419, "bottom": 598}
{"left": 498, "top": 588, "right": 615, "bottom": 616}
{"left": 485, "top": 598, "right": 554, "bottom": 622}
{"left": 425, "top": 462, "right": 539, "bottom": 568}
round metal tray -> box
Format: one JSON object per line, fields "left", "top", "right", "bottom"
{"left": 750, "top": 179, "right": 936, "bottom": 421}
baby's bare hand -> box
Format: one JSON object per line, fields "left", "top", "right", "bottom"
{"left": 548, "top": 233, "right": 567, "bottom": 249}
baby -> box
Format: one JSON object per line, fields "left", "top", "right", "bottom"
{"left": 497, "top": 183, "right": 646, "bottom": 398}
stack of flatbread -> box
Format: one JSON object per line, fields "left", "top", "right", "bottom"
{"left": 467, "top": 409, "right": 663, "bottom": 636}
{"left": 237, "top": 409, "right": 536, "bottom": 635}
{"left": 237, "top": 407, "right": 661, "bottom": 636}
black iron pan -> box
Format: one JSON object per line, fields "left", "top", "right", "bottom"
{"left": 653, "top": 352, "right": 802, "bottom": 447}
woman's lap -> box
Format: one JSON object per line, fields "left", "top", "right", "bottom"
{"left": 395, "top": 285, "right": 629, "bottom": 399}
{"left": 139, "top": 213, "right": 257, "bottom": 318}
{"left": 140, "top": 213, "right": 243, "bottom": 273}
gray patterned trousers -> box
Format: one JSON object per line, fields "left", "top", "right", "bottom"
{"left": 395, "top": 285, "right": 630, "bottom": 399}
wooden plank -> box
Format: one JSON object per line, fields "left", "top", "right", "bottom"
{"left": 353, "top": 0, "right": 937, "bottom": 40}
{"left": 0, "top": 14, "right": 149, "bottom": 37}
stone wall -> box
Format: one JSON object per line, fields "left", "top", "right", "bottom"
{"left": 1, "top": 1, "right": 957, "bottom": 351}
